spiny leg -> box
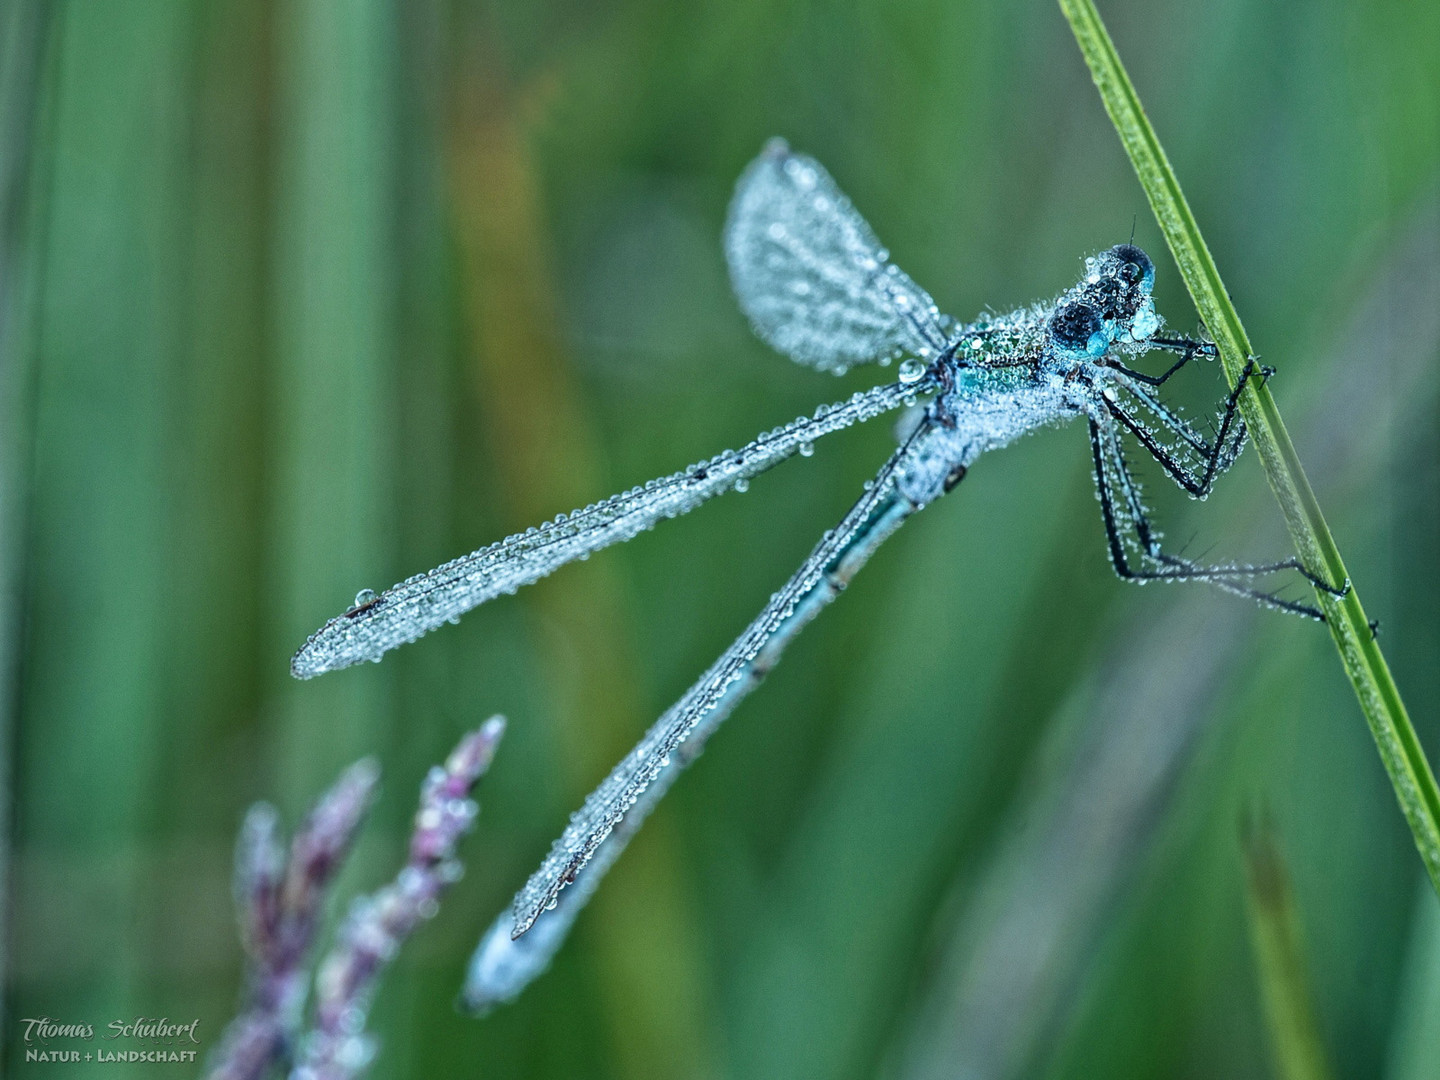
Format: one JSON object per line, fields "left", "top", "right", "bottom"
{"left": 1088, "top": 418, "right": 1341, "bottom": 619}
{"left": 1104, "top": 356, "right": 1264, "bottom": 498}
{"left": 1104, "top": 335, "right": 1216, "bottom": 387}
{"left": 1104, "top": 357, "right": 1349, "bottom": 602}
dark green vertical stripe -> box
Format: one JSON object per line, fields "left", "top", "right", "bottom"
{"left": 13, "top": 0, "right": 195, "bottom": 1041}
{"left": 0, "top": 0, "right": 55, "bottom": 1033}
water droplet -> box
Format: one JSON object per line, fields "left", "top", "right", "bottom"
{"left": 353, "top": 588, "right": 377, "bottom": 608}
{"left": 799, "top": 442, "right": 815, "bottom": 457}
{"left": 733, "top": 478, "right": 750, "bottom": 493}
{"left": 898, "top": 358, "right": 926, "bottom": 384}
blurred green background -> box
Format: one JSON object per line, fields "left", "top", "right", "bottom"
{"left": 3, "top": 0, "right": 1439, "bottom": 1077}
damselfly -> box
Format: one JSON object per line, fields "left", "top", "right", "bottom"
{"left": 291, "top": 139, "right": 1340, "bottom": 1008}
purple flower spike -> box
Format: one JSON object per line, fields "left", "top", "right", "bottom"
{"left": 285, "top": 760, "right": 381, "bottom": 920}
{"left": 207, "top": 722, "right": 501, "bottom": 1080}
{"left": 208, "top": 763, "right": 379, "bottom": 1080}
{"left": 295, "top": 718, "right": 505, "bottom": 1080}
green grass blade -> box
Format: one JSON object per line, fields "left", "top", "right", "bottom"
{"left": 1243, "top": 819, "right": 1336, "bottom": 1080}
{"left": 1058, "top": 0, "right": 1440, "bottom": 896}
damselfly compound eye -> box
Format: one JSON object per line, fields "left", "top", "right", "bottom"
{"left": 1050, "top": 301, "right": 1104, "bottom": 354}
{"left": 1109, "top": 244, "right": 1152, "bottom": 287}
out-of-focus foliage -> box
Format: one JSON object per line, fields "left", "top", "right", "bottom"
{"left": 2, "top": 2, "right": 1438, "bottom": 1079}
{"left": 1244, "top": 818, "right": 1335, "bottom": 1080}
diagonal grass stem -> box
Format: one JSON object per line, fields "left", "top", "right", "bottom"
{"left": 1059, "top": 0, "right": 1440, "bottom": 896}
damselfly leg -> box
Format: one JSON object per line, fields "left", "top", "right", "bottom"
{"left": 1105, "top": 334, "right": 1215, "bottom": 387}
{"left": 1089, "top": 415, "right": 1343, "bottom": 620}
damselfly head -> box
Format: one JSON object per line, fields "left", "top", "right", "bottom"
{"left": 1107, "top": 244, "right": 1154, "bottom": 290}
{"left": 1049, "top": 244, "right": 1160, "bottom": 358}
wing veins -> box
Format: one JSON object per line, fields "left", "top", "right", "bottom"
{"left": 290, "top": 379, "right": 929, "bottom": 678}
{"left": 510, "top": 430, "right": 928, "bottom": 934}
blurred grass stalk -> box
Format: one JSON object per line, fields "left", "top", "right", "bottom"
{"left": 446, "top": 57, "right": 718, "bottom": 1075}
{"left": 895, "top": 603, "right": 1243, "bottom": 1080}
{"left": 1059, "top": 0, "right": 1440, "bottom": 896}
{"left": 1243, "top": 819, "right": 1336, "bottom": 1080}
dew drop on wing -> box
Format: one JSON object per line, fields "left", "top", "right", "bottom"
{"left": 898, "top": 358, "right": 925, "bottom": 384}
{"left": 799, "top": 441, "right": 815, "bottom": 457}
{"left": 353, "top": 588, "right": 376, "bottom": 607}
{"left": 734, "top": 478, "right": 750, "bottom": 493}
